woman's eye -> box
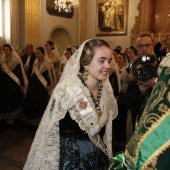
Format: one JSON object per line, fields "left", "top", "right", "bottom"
{"left": 99, "top": 60, "right": 105, "bottom": 63}
{"left": 108, "top": 60, "right": 112, "bottom": 63}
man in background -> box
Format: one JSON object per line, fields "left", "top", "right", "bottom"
{"left": 21, "top": 44, "right": 36, "bottom": 82}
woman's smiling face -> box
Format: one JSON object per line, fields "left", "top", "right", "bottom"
{"left": 86, "top": 45, "right": 112, "bottom": 82}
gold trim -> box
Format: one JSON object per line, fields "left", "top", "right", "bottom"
{"left": 147, "top": 81, "right": 167, "bottom": 110}
{"left": 125, "top": 110, "right": 170, "bottom": 168}
{"left": 142, "top": 140, "right": 170, "bottom": 169}
{"left": 125, "top": 80, "right": 168, "bottom": 164}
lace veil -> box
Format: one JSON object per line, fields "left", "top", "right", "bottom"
{"left": 60, "top": 45, "right": 77, "bottom": 61}
{"left": 1, "top": 45, "right": 28, "bottom": 93}
{"left": 24, "top": 39, "right": 118, "bottom": 170}
{"left": 53, "top": 43, "right": 60, "bottom": 59}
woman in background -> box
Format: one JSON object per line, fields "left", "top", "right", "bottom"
{"left": 59, "top": 46, "right": 77, "bottom": 78}
{"left": 0, "top": 44, "right": 28, "bottom": 124}
{"left": 109, "top": 49, "right": 121, "bottom": 98}
{"left": 23, "top": 47, "right": 53, "bottom": 126}
{"left": 44, "top": 40, "right": 60, "bottom": 85}
{"left": 116, "top": 52, "right": 127, "bottom": 85}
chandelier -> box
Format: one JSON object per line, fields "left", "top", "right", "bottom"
{"left": 54, "top": 0, "right": 80, "bottom": 13}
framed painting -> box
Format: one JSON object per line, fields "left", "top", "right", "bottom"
{"left": 96, "top": 0, "right": 128, "bottom": 36}
{"left": 46, "top": 0, "right": 73, "bottom": 18}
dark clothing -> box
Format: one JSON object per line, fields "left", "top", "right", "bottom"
{"left": 112, "top": 80, "right": 152, "bottom": 149}
{"left": 60, "top": 111, "right": 106, "bottom": 140}
{"left": 109, "top": 71, "right": 119, "bottom": 97}
{"left": 23, "top": 71, "right": 50, "bottom": 121}
{"left": 21, "top": 52, "right": 36, "bottom": 82}
{"left": 59, "top": 136, "right": 109, "bottom": 170}
{"left": 59, "top": 111, "right": 108, "bottom": 170}
{"left": 125, "top": 66, "right": 170, "bottom": 169}
{"left": 0, "top": 64, "right": 24, "bottom": 113}
{"left": 154, "top": 42, "right": 166, "bottom": 62}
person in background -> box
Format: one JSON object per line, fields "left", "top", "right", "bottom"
{"left": 124, "top": 47, "right": 129, "bottom": 59}
{"left": 44, "top": 40, "right": 60, "bottom": 85}
{"left": 112, "top": 34, "right": 156, "bottom": 151}
{"left": 24, "top": 39, "right": 118, "bottom": 170}
{"left": 109, "top": 48, "right": 121, "bottom": 97}
{"left": 21, "top": 44, "right": 36, "bottom": 82}
{"left": 109, "top": 37, "right": 170, "bottom": 170}
{"left": 121, "top": 45, "right": 138, "bottom": 95}
{"left": 109, "top": 49, "right": 121, "bottom": 98}
{"left": 154, "top": 33, "right": 170, "bottom": 62}
{"left": 115, "top": 45, "right": 122, "bottom": 52}
{"left": 59, "top": 46, "right": 77, "bottom": 77}
{"left": 19, "top": 48, "right": 26, "bottom": 58}
{"left": 127, "top": 45, "right": 138, "bottom": 63}
{"left": 116, "top": 52, "right": 127, "bottom": 85}
{"left": 113, "top": 48, "right": 120, "bottom": 60}
{"left": 0, "top": 44, "right": 28, "bottom": 125}
{"left": 0, "top": 46, "right": 3, "bottom": 57}
{"left": 137, "top": 33, "right": 155, "bottom": 56}
{"left": 23, "top": 47, "right": 53, "bottom": 126}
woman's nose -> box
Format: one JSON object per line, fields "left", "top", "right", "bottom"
{"left": 105, "top": 61, "right": 111, "bottom": 68}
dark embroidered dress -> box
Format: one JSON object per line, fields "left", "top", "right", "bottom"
{"left": 59, "top": 75, "right": 109, "bottom": 170}
{"left": 0, "top": 60, "right": 25, "bottom": 120}
{"left": 23, "top": 60, "right": 51, "bottom": 126}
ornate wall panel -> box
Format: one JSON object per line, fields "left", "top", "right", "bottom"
{"left": 25, "top": 0, "right": 40, "bottom": 48}
{"left": 131, "top": 0, "right": 170, "bottom": 45}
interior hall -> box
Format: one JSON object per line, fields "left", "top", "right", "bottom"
{"left": 0, "top": 0, "right": 170, "bottom": 169}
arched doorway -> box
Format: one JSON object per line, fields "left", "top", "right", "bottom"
{"left": 49, "top": 26, "right": 71, "bottom": 57}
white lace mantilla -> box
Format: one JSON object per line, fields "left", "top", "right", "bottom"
{"left": 23, "top": 39, "right": 118, "bottom": 170}
{"left": 32, "top": 58, "right": 52, "bottom": 88}
{"left": 157, "top": 52, "right": 170, "bottom": 76}
{"left": 1, "top": 53, "right": 28, "bottom": 93}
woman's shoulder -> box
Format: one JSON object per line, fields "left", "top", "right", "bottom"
{"left": 12, "top": 54, "right": 23, "bottom": 65}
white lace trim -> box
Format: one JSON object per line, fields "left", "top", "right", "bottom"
{"left": 1, "top": 53, "right": 28, "bottom": 94}
{"left": 157, "top": 52, "right": 170, "bottom": 76}
{"left": 24, "top": 39, "right": 118, "bottom": 170}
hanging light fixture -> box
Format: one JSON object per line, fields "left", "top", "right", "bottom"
{"left": 54, "top": 0, "right": 79, "bottom": 13}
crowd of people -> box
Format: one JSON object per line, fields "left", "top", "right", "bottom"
{"left": 0, "top": 33, "right": 170, "bottom": 169}
{"left": 0, "top": 42, "right": 77, "bottom": 126}
{"left": 109, "top": 33, "right": 170, "bottom": 169}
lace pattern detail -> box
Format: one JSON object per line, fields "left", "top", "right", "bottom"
{"left": 24, "top": 39, "right": 118, "bottom": 169}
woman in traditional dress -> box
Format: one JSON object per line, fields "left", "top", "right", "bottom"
{"left": 0, "top": 44, "right": 28, "bottom": 124}
{"left": 44, "top": 40, "right": 60, "bottom": 85}
{"left": 59, "top": 46, "right": 77, "bottom": 78}
{"left": 23, "top": 47, "right": 53, "bottom": 126}
{"left": 24, "top": 39, "right": 118, "bottom": 170}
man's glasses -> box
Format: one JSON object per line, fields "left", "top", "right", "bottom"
{"left": 138, "top": 43, "right": 152, "bottom": 49}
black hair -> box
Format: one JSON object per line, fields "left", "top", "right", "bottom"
{"left": 46, "top": 41, "right": 55, "bottom": 50}
{"left": 118, "top": 52, "right": 126, "bottom": 60}
{"left": 66, "top": 47, "right": 72, "bottom": 55}
{"left": 138, "top": 33, "right": 154, "bottom": 42}
{"left": 129, "top": 46, "right": 138, "bottom": 56}
{"left": 113, "top": 48, "right": 120, "bottom": 54}
{"left": 36, "top": 46, "right": 45, "bottom": 54}
{"left": 3, "top": 44, "right": 12, "bottom": 52}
